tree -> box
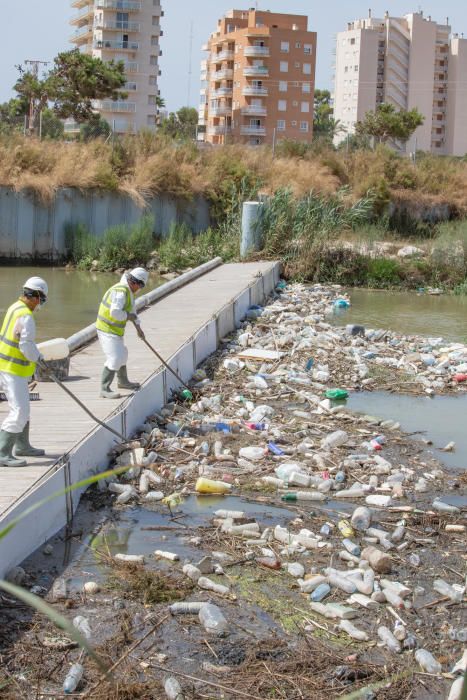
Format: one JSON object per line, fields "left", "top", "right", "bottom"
{"left": 159, "top": 107, "right": 198, "bottom": 140}
{"left": 80, "top": 114, "right": 112, "bottom": 141}
{"left": 355, "top": 103, "right": 424, "bottom": 146}
{"left": 0, "top": 98, "right": 28, "bottom": 135}
{"left": 313, "top": 90, "right": 345, "bottom": 144}
{"left": 14, "top": 49, "right": 127, "bottom": 133}
{"left": 40, "top": 108, "right": 64, "bottom": 139}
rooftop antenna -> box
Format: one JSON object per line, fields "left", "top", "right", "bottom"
{"left": 186, "top": 20, "right": 194, "bottom": 106}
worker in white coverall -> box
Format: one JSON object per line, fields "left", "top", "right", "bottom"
{"left": 0, "top": 277, "right": 48, "bottom": 467}
{"left": 96, "top": 267, "right": 148, "bottom": 399}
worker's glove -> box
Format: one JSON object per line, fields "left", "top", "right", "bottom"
{"left": 36, "top": 356, "right": 49, "bottom": 373}
{"left": 128, "top": 312, "right": 138, "bottom": 322}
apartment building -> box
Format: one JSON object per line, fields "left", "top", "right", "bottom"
{"left": 70, "top": 0, "right": 163, "bottom": 134}
{"left": 333, "top": 11, "right": 467, "bottom": 156}
{"left": 199, "top": 9, "right": 317, "bottom": 146}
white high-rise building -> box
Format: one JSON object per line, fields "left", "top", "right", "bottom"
{"left": 333, "top": 11, "right": 467, "bottom": 156}
{"left": 70, "top": 0, "right": 163, "bottom": 134}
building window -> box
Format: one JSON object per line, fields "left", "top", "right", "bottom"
{"left": 151, "top": 37, "right": 159, "bottom": 46}
{"left": 301, "top": 102, "right": 310, "bottom": 113}
{"left": 304, "top": 44, "right": 312, "bottom": 55}
{"left": 279, "top": 80, "right": 287, "bottom": 92}
{"left": 277, "top": 119, "right": 286, "bottom": 131}
{"left": 354, "top": 65, "right": 359, "bottom": 72}
{"left": 150, "top": 56, "right": 158, "bottom": 65}
{"left": 152, "top": 16, "right": 159, "bottom": 25}
{"left": 149, "top": 76, "right": 157, "bottom": 85}
{"left": 278, "top": 99, "right": 287, "bottom": 111}
{"left": 350, "top": 38, "right": 356, "bottom": 45}
{"left": 344, "top": 66, "right": 348, "bottom": 73}
{"left": 295, "top": 61, "right": 300, "bottom": 68}
{"left": 291, "top": 120, "right": 297, "bottom": 126}
{"left": 303, "top": 63, "right": 311, "bottom": 75}
{"left": 295, "top": 42, "right": 301, "bottom": 48}
{"left": 281, "top": 41, "right": 290, "bottom": 53}
{"left": 280, "top": 61, "right": 289, "bottom": 72}
{"left": 148, "top": 95, "right": 156, "bottom": 105}
{"left": 300, "top": 121, "right": 309, "bottom": 131}
{"left": 302, "top": 82, "right": 311, "bottom": 93}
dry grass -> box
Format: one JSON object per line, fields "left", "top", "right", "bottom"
{"left": 2, "top": 134, "right": 467, "bottom": 215}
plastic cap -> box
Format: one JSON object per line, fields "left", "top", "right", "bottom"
{"left": 128, "top": 267, "right": 149, "bottom": 286}
{"left": 23, "top": 276, "right": 48, "bottom": 297}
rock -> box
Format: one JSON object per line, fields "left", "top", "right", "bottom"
{"left": 83, "top": 581, "right": 100, "bottom": 594}
{"left": 43, "top": 544, "right": 53, "bottom": 555}
{"left": 5, "top": 566, "right": 26, "bottom": 585}
{"left": 196, "top": 556, "right": 214, "bottom": 574}
{"left": 397, "top": 245, "right": 424, "bottom": 259}
{"left": 161, "top": 272, "right": 179, "bottom": 281}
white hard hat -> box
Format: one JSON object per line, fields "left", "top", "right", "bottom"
{"left": 23, "top": 276, "right": 48, "bottom": 299}
{"left": 128, "top": 267, "right": 149, "bottom": 287}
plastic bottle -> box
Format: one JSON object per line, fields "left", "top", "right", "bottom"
{"left": 281, "top": 491, "right": 326, "bottom": 502}
{"left": 114, "top": 553, "right": 144, "bottom": 564}
{"left": 169, "top": 602, "right": 206, "bottom": 614}
{"left": 195, "top": 477, "right": 232, "bottom": 494}
{"left": 310, "top": 583, "right": 331, "bottom": 602}
{"left": 325, "top": 389, "right": 349, "bottom": 401}
{"left": 391, "top": 521, "right": 406, "bottom": 543}
{"left": 322, "top": 430, "right": 348, "bottom": 450}
{"left": 63, "top": 663, "right": 84, "bottom": 694}
{"left": 215, "top": 509, "right": 245, "bottom": 519}
{"left": 182, "top": 564, "right": 201, "bottom": 582}
{"left": 339, "top": 619, "right": 369, "bottom": 642}
{"left": 377, "top": 626, "right": 401, "bottom": 653}
{"left": 238, "top": 446, "right": 266, "bottom": 462}
{"left": 154, "top": 550, "right": 179, "bottom": 561}
{"left": 197, "top": 577, "right": 230, "bottom": 595}
{"left": 432, "top": 499, "right": 460, "bottom": 514}
{"left": 350, "top": 507, "right": 371, "bottom": 532}
{"left": 415, "top": 649, "right": 442, "bottom": 674}
{"left": 448, "top": 677, "right": 464, "bottom": 700}
{"left": 268, "top": 441, "right": 284, "bottom": 456}
{"left": 275, "top": 462, "right": 301, "bottom": 481}
{"left": 254, "top": 375, "right": 268, "bottom": 389}
{"left": 320, "top": 523, "right": 331, "bottom": 537}
{"left": 338, "top": 520, "right": 354, "bottom": 538}
{"left": 382, "top": 588, "right": 404, "bottom": 609}
{"left": 342, "top": 539, "right": 361, "bottom": 557}
{"left": 198, "top": 603, "right": 228, "bottom": 636}
{"left": 73, "top": 616, "right": 91, "bottom": 640}
{"left": 393, "top": 621, "right": 407, "bottom": 641}
{"left": 365, "top": 494, "right": 392, "bottom": 507}
{"left": 288, "top": 472, "right": 311, "bottom": 487}
{"left": 328, "top": 573, "right": 357, "bottom": 594}
{"left": 164, "top": 676, "right": 185, "bottom": 700}
{"left": 433, "top": 578, "right": 463, "bottom": 603}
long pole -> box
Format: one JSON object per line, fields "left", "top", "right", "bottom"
{"left": 47, "top": 371, "right": 126, "bottom": 442}
{"left": 132, "top": 322, "right": 193, "bottom": 395}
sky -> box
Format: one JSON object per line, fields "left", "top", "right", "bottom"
{"left": 2, "top": 1, "right": 467, "bottom": 111}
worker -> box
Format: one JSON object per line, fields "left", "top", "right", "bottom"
{"left": 0, "top": 277, "right": 48, "bottom": 467}
{"left": 96, "top": 267, "right": 148, "bottom": 399}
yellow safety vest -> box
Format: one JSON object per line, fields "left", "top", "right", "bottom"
{"left": 96, "top": 284, "right": 132, "bottom": 337}
{"left": 0, "top": 300, "right": 36, "bottom": 378}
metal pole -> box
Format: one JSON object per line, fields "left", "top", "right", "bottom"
{"left": 272, "top": 127, "right": 276, "bottom": 157}
{"left": 39, "top": 110, "right": 42, "bottom": 141}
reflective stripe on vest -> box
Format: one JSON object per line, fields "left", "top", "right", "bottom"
{"left": 95, "top": 284, "right": 132, "bottom": 337}
{"left": 0, "top": 300, "right": 35, "bottom": 377}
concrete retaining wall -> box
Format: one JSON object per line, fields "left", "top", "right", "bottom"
{"left": 0, "top": 262, "right": 281, "bottom": 578}
{"left": 0, "top": 187, "right": 211, "bottom": 261}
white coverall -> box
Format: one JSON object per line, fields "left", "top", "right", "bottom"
{"left": 0, "top": 314, "right": 40, "bottom": 433}
{"left": 97, "top": 276, "right": 141, "bottom": 372}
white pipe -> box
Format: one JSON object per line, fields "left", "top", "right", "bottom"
{"left": 66, "top": 257, "right": 223, "bottom": 352}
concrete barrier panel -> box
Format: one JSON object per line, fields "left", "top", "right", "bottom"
{"left": 0, "top": 188, "right": 18, "bottom": 257}
{"left": 234, "top": 290, "right": 251, "bottom": 326}
{"left": 33, "top": 198, "right": 54, "bottom": 259}
{"left": 217, "top": 304, "right": 235, "bottom": 342}
{"left": 16, "top": 192, "right": 35, "bottom": 258}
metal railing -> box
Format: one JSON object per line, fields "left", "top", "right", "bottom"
{"left": 95, "top": 0, "right": 142, "bottom": 10}
{"left": 212, "top": 87, "right": 233, "bottom": 98}
{"left": 241, "top": 106, "right": 267, "bottom": 116}
{"left": 211, "top": 50, "right": 234, "bottom": 62}
{"left": 242, "top": 86, "right": 268, "bottom": 96}
{"left": 241, "top": 125, "right": 266, "bottom": 135}
{"left": 244, "top": 46, "right": 270, "bottom": 57}
{"left": 243, "top": 66, "right": 269, "bottom": 76}
{"left": 98, "top": 100, "right": 136, "bottom": 112}
{"left": 97, "top": 20, "right": 141, "bottom": 31}
{"left": 94, "top": 40, "right": 139, "bottom": 50}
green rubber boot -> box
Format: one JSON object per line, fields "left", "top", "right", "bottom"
{"left": 14, "top": 422, "right": 45, "bottom": 457}
{"left": 100, "top": 367, "right": 121, "bottom": 399}
{"left": 117, "top": 365, "right": 140, "bottom": 390}
{"left": 0, "top": 429, "right": 27, "bottom": 467}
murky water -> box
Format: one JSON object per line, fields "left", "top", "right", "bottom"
{"left": 331, "top": 288, "right": 467, "bottom": 342}
{"left": 0, "top": 266, "right": 163, "bottom": 341}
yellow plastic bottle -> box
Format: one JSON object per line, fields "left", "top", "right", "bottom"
{"left": 337, "top": 519, "right": 354, "bottom": 538}
{"left": 195, "top": 477, "right": 232, "bottom": 495}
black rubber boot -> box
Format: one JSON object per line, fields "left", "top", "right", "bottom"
{"left": 117, "top": 365, "right": 140, "bottom": 390}
{"left": 14, "top": 422, "right": 45, "bottom": 457}
{"left": 100, "top": 367, "right": 121, "bottom": 399}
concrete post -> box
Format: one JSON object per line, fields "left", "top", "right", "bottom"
{"left": 240, "top": 201, "right": 263, "bottom": 259}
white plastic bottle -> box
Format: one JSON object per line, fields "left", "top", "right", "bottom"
{"left": 169, "top": 602, "right": 206, "bottom": 614}
{"left": 377, "top": 626, "right": 401, "bottom": 653}
{"left": 415, "top": 649, "right": 442, "bottom": 674}
{"left": 433, "top": 578, "right": 463, "bottom": 603}
{"left": 72, "top": 616, "right": 91, "bottom": 640}
{"left": 350, "top": 506, "right": 371, "bottom": 531}
{"left": 198, "top": 603, "right": 228, "bottom": 636}
{"left": 164, "top": 676, "right": 185, "bottom": 700}
{"left": 322, "top": 430, "right": 348, "bottom": 450}
{"left": 63, "top": 663, "right": 84, "bottom": 694}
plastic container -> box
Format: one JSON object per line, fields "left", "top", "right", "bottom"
{"left": 415, "top": 649, "right": 442, "bottom": 674}
{"left": 328, "top": 573, "right": 357, "bottom": 594}
{"left": 322, "top": 430, "right": 348, "bottom": 450}
{"left": 288, "top": 471, "right": 311, "bottom": 487}
{"left": 169, "top": 602, "right": 206, "bottom": 614}
{"left": 325, "top": 389, "right": 348, "bottom": 401}
{"left": 238, "top": 446, "right": 266, "bottom": 462}
{"left": 195, "top": 478, "right": 232, "bottom": 495}
{"left": 154, "top": 550, "right": 179, "bottom": 562}
{"left": 197, "top": 577, "right": 229, "bottom": 595}
{"left": 433, "top": 578, "right": 463, "bottom": 603}
{"left": 198, "top": 603, "right": 228, "bottom": 635}
{"left": 182, "top": 564, "right": 201, "bottom": 582}
{"left": 310, "top": 583, "right": 331, "bottom": 602}
{"left": 432, "top": 499, "right": 460, "bottom": 514}
{"left": 350, "top": 507, "right": 371, "bottom": 532}
{"left": 114, "top": 553, "right": 144, "bottom": 564}
{"left": 73, "top": 616, "right": 91, "bottom": 640}
{"left": 275, "top": 462, "right": 301, "bottom": 481}
{"left": 37, "top": 338, "right": 70, "bottom": 361}
{"left": 377, "top": 626, "right": 401, "bottom": 653}
{"left": 448, "top": 677, "right": 464, "bottom": 700}
{"left": 281, "top": 491, "right": 326, "bottom": 502}
{"left": 342, "top": 539, "right": 361, "bottom": 557}
{"left": 337, "top": 520, "right": 354, "bottom": 538}
{"left": 268, "top": 441, "right": 284, "bottom": 456}
{"left": 334, "top": 299, "right": 350, "bottom": 309}
{"left": 339, "top": 619, "right": 369, "bottom": 642}
{"left": 63, "top": 663, "right": 84, "bottom": 694}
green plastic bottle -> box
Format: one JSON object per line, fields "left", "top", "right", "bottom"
{"left": 325, "top": 389, "right": 348, "bottom": 401}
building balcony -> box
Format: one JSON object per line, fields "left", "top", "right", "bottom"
{"left": 96, "top": 20, "right": 141, "bottom": 31}
{"left": 207, "top": 126, "right": 232, "bottom": 135}
{"left": 209, "top": 106, "right": 232, "bottom": 116}
{"left": 241, "top": 106, "right": 267, "bottom": 116}
{"left": 125, "top": 82, "right": 138, "bottom": 91}
{"left": 93, "top": 40, "right": 139, "bottom": 51}
{"left": 241, "top": 125, "right": 266, "bottom": 135}
{"left": 244, "top": 46, "right": 270, "bottom": 57}
{"left": 95, "top": 0, "right": 142, "bottom": 10}
{"left": 211, "top": 50, "right": 235, "bottom": 62}
{"left": 202, "top": 43, "right": 210, "bottom": 51}
{"left": 71, "top": 25, "right": 93, "bottom": 43}
{"left": 214, "top": 68, "right": 234, "bottom": 80}
{"left": 212, "top": 87, "right": 233, "bottom": 98}
{"left": 125, "top": 61, "right": 139, "bottom": 73}
{"left": 243, "top": 66, "right": 269, "bottom": 77}
{"left": 72, "top": 0, "right": 91, "bottom": 8}
{"left": 70, "top": 6, "right": 93, "bottom": 25}
{"left": 97, "top": 100, "right": 136, "bottom": 113}
{"left": 242, "top": 86, "right": 268, "bottom": 96}
{"left": 245, "top": 29, "right": 270, "bottom": 38}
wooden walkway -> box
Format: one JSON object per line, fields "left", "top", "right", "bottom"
{"left": 0, "top": 262, "right": 277, "bottom": 519}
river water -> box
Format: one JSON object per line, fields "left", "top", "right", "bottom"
{"left": 0, "top": 266, "right": 162, "bottom": 341}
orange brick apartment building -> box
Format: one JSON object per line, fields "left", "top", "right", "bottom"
{"left": 199, "top": 9, "right": 317, "bottom": 146}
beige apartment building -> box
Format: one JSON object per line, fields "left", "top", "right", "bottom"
{"left": 70, "top": 0, "right": 163, "bottom": 134}
{"left": 199, "top": 9, "right": 317, "bottom": 146}
{"left": 333, "top": 11, "right": 467, "bottom": 156}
